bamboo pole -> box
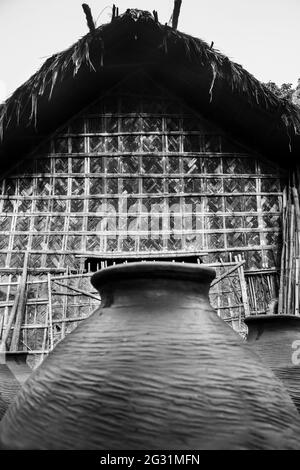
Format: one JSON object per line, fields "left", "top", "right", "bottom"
{"left": 228, "top": 295, "right": 234, "bottom": 329}
{"left": 292, "top": 186, "right": 300, "bottom": 315}
{"left": 292, "top": 187, "right": 300, "bottom": 234}
{"left": 283, "top": 201, "right": 291, "bottom": 314}
{"left": 216, "top": 294, "right": 221, "bottom": 319}
{"left": 0, "top": 314, "right": 3, "bottom": 341}
{"left": 296, "top": 258, "right": 300, "bottom": 316}
{"left": 9, "top": 252, "right": 29, "bottom": 351}
{"left": 278, "top": 187, "right": 287, "bottom": 314}
{"left": 250, "top": 277, "right": 258, "bottom": 313}
{"left": 52, "top": 280, "right": 101, "bottom": 301}
{"left": 61, "top": 287, "right": 68, "bottom": 341}
{"left": 219, "top": 258, "right": 240, "bottom": 305}
{"left": 210, "top": 260, "right": 245, "bottom": 287}
{"left": 47, "top": 274, "right": 54, "bottom": 352}
{"left": 0, "top": 289, "right": 20, "bottom": 352}
{"left": 287, "top": 205, "right": 295, "bottom": 315}
{"left": 235, "top": 255, "right": 250, "bottom": 318}
{"left": 40, "top": 294, "right": 50, "bottom": 365}
{"left": 2, "top": 291, "right": 20, "bottom": 344}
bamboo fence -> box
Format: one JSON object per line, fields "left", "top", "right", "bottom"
{"left": 0, "top": 260, "right": 250, "bottom": 367}
{"left": 278, "top": 171, "right": 300, "bottom": 315}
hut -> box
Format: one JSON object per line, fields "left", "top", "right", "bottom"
{"left": 0, "top": 7, "right": 299, "bottom": 367}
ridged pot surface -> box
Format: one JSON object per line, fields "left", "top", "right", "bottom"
{"left": 246, "top": 314, "right": 300, "bottom": 412}
{"left": 1, "top": 263, "right": 300, "bottom": 450}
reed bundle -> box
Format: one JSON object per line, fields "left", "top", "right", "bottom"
{"left": 278, "top": 171, "right": 300, "bottom": 315}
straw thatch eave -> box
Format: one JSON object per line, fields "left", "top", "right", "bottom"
{"left": 0, "top": 8, "right": 299, "bottom": 171}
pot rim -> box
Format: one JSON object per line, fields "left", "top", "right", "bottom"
{"left": 91, "top": 261, "right": 216, "bottom": 288}
{"left": 245, "top": 314, "right": 300, "bottom": 325}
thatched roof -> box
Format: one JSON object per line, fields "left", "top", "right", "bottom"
{"left": 1, "top": 8, "right": 299, "bottom": 169}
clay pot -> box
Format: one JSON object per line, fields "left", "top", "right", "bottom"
{"left": 0, "top": 352, "right": 31, "bottom": 420}
{"left": 1, "top": 263, "right": 300, "bottom": 450}
{"left": 245, "top": 314, "right": 300, "bottom": 412}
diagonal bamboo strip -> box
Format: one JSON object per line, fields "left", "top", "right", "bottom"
{"left": 210, "top": 260, "right": 245, "bottom": 287}
{"left": 52, "top": 280, "right": 101, "bottom": 301}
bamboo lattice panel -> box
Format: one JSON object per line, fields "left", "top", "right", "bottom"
{"left": 0, "top": 273, "right": 99, "bottom": 368}
{"left": 0, "top": 76, "right": 283, "bottom": 273}
{"left": 0, "top": 260, "right": 249, "bottom": 368}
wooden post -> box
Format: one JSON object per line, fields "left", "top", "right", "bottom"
{"left": 82, "top": 3, "right": 96, "bottom": 33}
{"left": 9, "top": 252, "right": 29, "bottom": 352}
{"left": 172, "top": 0, "right": 182, "bottom": 30}
{"left": 112, "top": 4, "right": 116, "bottom": 21}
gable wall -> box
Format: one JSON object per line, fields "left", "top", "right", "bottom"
{"left": 0, "top": 77, "right": 283, "bottom": 272}
{"left": 0, "top": 76, "right": 284, "bottom": 362}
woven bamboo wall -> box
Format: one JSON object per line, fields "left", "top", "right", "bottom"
{"left": 0, "top": 74, "right": 285, "bottom": 361}
{"left": 0, "top": 76, "right": 282, "bottom": 270}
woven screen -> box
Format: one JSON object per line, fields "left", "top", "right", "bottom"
{"left": 0, "top": 76, "right": 282, "bottom": 272}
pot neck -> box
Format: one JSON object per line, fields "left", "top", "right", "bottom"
{"left": 99, "top": 277, "right": 211, "bottom": 308}
{"left": 91, "top": 262, "right": 216, "bottom": 309}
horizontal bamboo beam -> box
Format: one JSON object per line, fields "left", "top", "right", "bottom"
{"left": 4, "top": 173, "right": 282, "bottom": 180}
{"left": 244, "top": 268, "right": 278, "bottom": 275}
{"left": 0, "top": 229, "right": 282, "bottom": 237}
{"left": 0, "top": 262, "right": 274, "bottom": 287}
{"left": 7, "top": 150, "right": 285, "bottom": 161}
{"left": 76, "top": 250, "right": 207, "bottom": 259}
{"left": 0, "top": 298, "right": 48, "bottom": 307}
{"left": 0, "top": 243, "right": 280, "bottom": 253}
